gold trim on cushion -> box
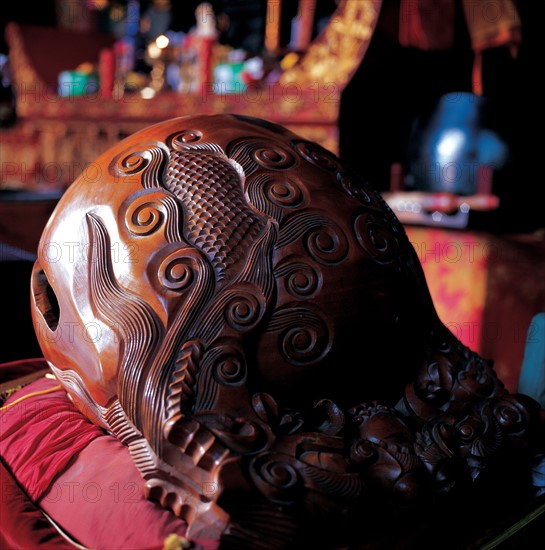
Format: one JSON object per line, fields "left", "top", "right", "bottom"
{"left": 0, "top": 369, "right": 50, "bottom": 406}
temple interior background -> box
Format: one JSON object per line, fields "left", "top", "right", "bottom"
{"left": 0, "top": 0, "right": 544, "bottom": 394}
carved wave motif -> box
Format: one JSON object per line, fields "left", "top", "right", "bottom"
{"left": 48, "top": 362, "right": 108, "bottom": 429}
{"left": 265, "top": 304, "right": 332, "bottom": 366}
{"left": 277, "top": 211, "right": 349, "bottom": 266}
{"left": 299, "top": 460, "right": 364, "bottom": 500}
{"left": 226, "top": 136, "right": 298, "bottom": 176}
{"left": 249, "top": 452, "right": 304, "bottom": 505}
{"left": 194, "top": 338, "right": 246, "bottom": 412}
{"left": 336, "top": 170, "right": 383, "bottom": 211}
{"left": 86, "top": 213, "right": 165, "bottom": 426}
{"left": 245, "top": 172, "right": 308, "bottom": 221}
{"left": 274, "top": 256, "right": 322, "bottom": 300}
{"left": 353, "top": 211, "right": 400, "bottom": 266}
{"left": 123, "top": 189, "right": 183, "bottom": 242}
{"left": 249, "top": 450, "right": 364, "bottom": 506}
{"left": 109, "top": 143, "right": 169, "bottom": 188}
{"left": 292, "top": 140, "right": 342, "bottom": 172}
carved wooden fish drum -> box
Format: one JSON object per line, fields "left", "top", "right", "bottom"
{"left": 30, "top": 114, "right": 540, "bottom": 547}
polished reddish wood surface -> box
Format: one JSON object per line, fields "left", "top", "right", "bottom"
{"left": 30, "top": 114, "right": 544, "bottom": 547}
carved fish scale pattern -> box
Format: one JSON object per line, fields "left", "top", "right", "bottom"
{"left": 164, "top": 149, "right": 264, "bottom": 277}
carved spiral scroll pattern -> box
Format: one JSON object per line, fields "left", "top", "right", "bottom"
{"left": 245, "top": 173, "right": 308, "bottom": 221}
{"left": 192, "top": 339, "right": 247, "bottom": 412}
{"left": 194, "top": 283, "right": 267, "bottom": 346}
{"left": 264, "top": 177, "right": 306, "bottom": 209}
{"left": 397, "top": 327, "right": 542, "bottom": 489}
{"left": 274, "top": 257, "right": 321, "bottom": 300}
{"left": 253, "top": 147, "right": 295, "bottom": 170}
{"left": 336, "top": 171, "right": 383, "bottom": 212}
{"left": 292, "top": 140, "right": 342, "bottom": 172}
{"left": 110, "top": 143, "right": 169, "bottom": 189}
{"left": 457, "top": 406, "right": 503, "bottom": 470}
{"left": 224, "top": 289, "right": 264, "bottom": 332}
{"left": 166, "top": 129, "right": 204, "bottom": 149}
{"left": 404, "top": 329, "right": 506, "bottom": 421}
{"left": 197, "top": 339, "right": 247, "bottom": 389}
{"left": 278, "top": 212, "right": 349, "bottom": 266}
{"left": 248, "top": 442, "right": 365, "bottom": 508}
{"left": 226, "top": 137, "right": 297, "bottom": 177}
{"left": 266, "top": 304, "right": 332, "bottom": 366}
{"left": 353, "top": 211, "right": 400, "bottom": 266}
{"left": 212, "top": 347, "right": 246, "bottom": 387}
{"left": 126, "top": 200, "right": 164, "bottom": 236}
{"left": 455, "top": 355, "right": 500, "bottom": 400}
{"left": 123, "top": 190, "right": 182, "bottom": 242}
{"left": 306, "top": 223, "right": 349, "bottom": 266}
{"left": 158, "top": 249, "right": 203, "bottom": 292}
{"left": 249, "top": 453, "right": 303, "bottom": 505}
{"left": 492, "top": 395, "right": 531, "bottom": 435}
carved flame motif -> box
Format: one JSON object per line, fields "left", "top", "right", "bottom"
{"left": 31, "top": 115, "right": 543, "bottom": 548}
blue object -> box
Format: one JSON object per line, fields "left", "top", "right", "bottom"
{"left": 58, "top": 70, "right": 99, "bottom": 97}
{"left": 126, "top": 0, "right": 141, "bottom": 37}
{"left": 517, "top": 312, "right": 545, "bottom": 409}
{"left": 405, "top": 92, "right": 508, "bottom": 195}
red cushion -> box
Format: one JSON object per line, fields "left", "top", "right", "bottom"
{"left": 1, "top": 372, "right": 219, "bottom": 549}
{"left": 39, "top": 433, "right": 194, "bottom": 549}
{"left": 1, "top": 377, "right": 104, "bottom": 500}
{"left": 0, "top": 460, "right": 73, "bottom": 549}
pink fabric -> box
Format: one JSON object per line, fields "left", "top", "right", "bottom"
{"left": 0, "top": 460, "right": 73, "bottom": 549}
{"left": 0, "top": 377, "right": 104, "bottom": 501}
{"left": 0, "top": 376, "right": 220, "bottom": 549}
{"left": 39, "top": 435, "right": 193, "bottom": 550}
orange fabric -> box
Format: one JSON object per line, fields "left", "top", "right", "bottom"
{"left": 399, "top": 0, "right": 521, "bottom": 52}
{"left": 461, "top": 0, "right": 522, "bottom": 53}
{"left": 398, "top": 1, "right": 522, "bottom": 94}
{"left": 461, "top": 0, "right": 522, "bottom": 95}
{"left": 399, "top": 0, "right": 456, "bottom": 50}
